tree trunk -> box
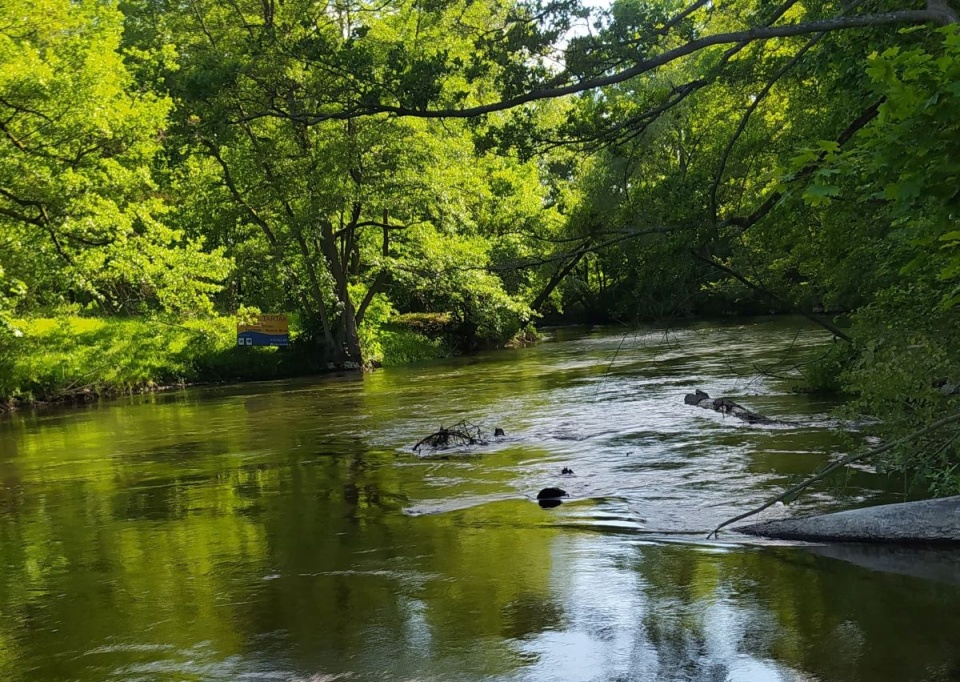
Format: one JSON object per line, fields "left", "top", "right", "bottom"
{"left": 531, "top": 242, "right": 592, "bottom": 312}
{"left": 319, "top": 219, "right": 362, "bottom": 363}
{"left": 291, "top": 227, "right": 336, "bottom": 352}
{"left": 355, "top": 210, "right": 390, "bottom": 327}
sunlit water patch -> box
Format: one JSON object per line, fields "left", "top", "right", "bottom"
{"left": 1, "top": 318, "right": 959, "bottom": 681}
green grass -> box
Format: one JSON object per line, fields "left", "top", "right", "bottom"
{"left": 377, "top": 326, "right": 448, "bottom": 366}
{"left": 0, "top": 313, "right": 463, "bottom": 406}
{"left": 0, "top": 316, "right": 320, "bottom": 405}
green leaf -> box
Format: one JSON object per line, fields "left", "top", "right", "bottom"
{"left": 803, "top": 184, "right": 840, "bottom": 206}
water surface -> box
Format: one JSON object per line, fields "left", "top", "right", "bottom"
{"left": 1, "top": 318, "right": 959, "bottom": 681}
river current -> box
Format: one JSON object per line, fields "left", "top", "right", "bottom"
{"left": 1, "top": 318, "right": 959, "bottom": 681}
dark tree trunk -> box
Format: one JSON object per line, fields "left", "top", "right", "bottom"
{"left": 531, "top": 242, "right": 591, "bottom": 312}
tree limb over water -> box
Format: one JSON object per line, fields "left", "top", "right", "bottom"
{"left": 691, "top": 253, "right": 852, "bottom": 341}
{"left": 239, "top": 5, "right": 956, "bottom": 125}
{"left": 708, "top": 411, "right": 960, "bottom": 539}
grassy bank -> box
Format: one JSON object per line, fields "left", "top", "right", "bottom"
{"left": 0, "top": 315, "right": 455, "bottom": 408}
{"left": 0, "top": 317, "right": 290, "bottom": 407}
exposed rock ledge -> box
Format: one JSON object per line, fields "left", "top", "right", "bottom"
{"left": 736, "top": 496, "right": 960, "bottom": 544}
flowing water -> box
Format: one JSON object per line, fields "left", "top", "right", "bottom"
{"left": 1, "top": 318, "right": 960, "bottom": 682}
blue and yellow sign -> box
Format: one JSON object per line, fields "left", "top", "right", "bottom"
{"left": 237, "top": 314, "right": 289, "bottom": 347}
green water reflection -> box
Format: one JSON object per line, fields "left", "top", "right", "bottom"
{"left": 0, "top": 319, "right": 958, "bottom": 681}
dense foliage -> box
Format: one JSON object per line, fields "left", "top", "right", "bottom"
{"left": 1, "top": 0, "right": 958, "bottom": 488}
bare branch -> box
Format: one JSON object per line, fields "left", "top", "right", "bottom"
{"left": 710, "top": 31, "right": 827, "bottom": 222}
{"left": 585, "top": 0, "right": 800, "bottom": 149}
{"left": 489, "top": 226, "right": 681, "bottom": 272}
{"left": 0, "top": 205, "right": 43, "bottom": 227}
{"left": 530, "top": 239, "right": 592, "bottom": 311}
{"left": 202, "top": 139, "right": 281, "bottom": 247}
{"left": 0, "top": 186, "right": 44, "bottom": 209}
{"left": 722, "top": 99, "right": 884, "bottom": 231}
{"left": 927, "top": 0, "right": 959, "bottom": 24}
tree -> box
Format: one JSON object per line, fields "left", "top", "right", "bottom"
{"left": 183, "top": 0, "right": 956, "bottom": 123}
{"left": 121, "top": 0, "right": 564, "bottom": 362}
{"left": 0, "top": 0, "right": 229, "bottom": 315}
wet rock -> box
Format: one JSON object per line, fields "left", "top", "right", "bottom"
{"left": 561, "top": 467, "right": 574, "bottom": 475}
{"left": 536, "top": 487, "right": 568, "bottom": 509}
{"left": 684, "top": 389, "right": 710, "bottom": 405}
{"left": 537, "top": 487, "right": 568, "bottom": 500}
{"left": 494, "top": 427, "right": 506, "bottom": 437}
{"left": 736, "top": 496, "right": 960, "bottom": 544}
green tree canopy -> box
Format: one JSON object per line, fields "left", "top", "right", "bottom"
{"left": 0, "top": 0, "right": 229, "bottom": 315}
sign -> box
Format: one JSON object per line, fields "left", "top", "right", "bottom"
{"left": 237, "top": 314, "right": 289, "bottom": 347}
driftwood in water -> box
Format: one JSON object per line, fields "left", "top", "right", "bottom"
{"left": 684, "top": 389, "right": 782, "bottom": 425}
{"left": 413, "top": 420, "right": 488, "bottom": 452}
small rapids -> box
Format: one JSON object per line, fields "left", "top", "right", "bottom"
{"left": 393, "top": 322, "right": 866, "bottom": 534}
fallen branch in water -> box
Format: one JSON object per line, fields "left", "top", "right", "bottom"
{"left": 413, "top": 420, "right": 489, "bottom": 452}
{"left": 707, "top": 411, "right": 960, "bottom": 539}
{"left": 685, "top": 389, "right": 788, "bottom": 425}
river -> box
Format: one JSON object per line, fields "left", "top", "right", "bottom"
{"left": 1, "top": 318, "right": 959, "bottom": 681}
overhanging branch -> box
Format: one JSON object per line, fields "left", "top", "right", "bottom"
{"left": 251, "top": 8, "right": 947, "bottom": 125}
{"left": 692, "top": 250, "right": 852, "bottom": 341}
{"left": 722, "top": 98, "right": 884, "bottom": 231}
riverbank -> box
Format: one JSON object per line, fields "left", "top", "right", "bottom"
{"left": 0, "top": 315, "right": 455, "bottom": 411}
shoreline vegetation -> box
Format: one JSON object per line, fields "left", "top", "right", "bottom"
{"left": 0, "top": 313, "right": 545, "bottom": 412}
{"left": 0, "top": 312, "right": 829, "bottom": 414}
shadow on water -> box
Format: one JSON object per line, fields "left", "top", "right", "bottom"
{"left": 0, "top": 317, "right": 958, "bottom": 681}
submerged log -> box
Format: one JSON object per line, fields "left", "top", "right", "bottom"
{"left": 684, "top": 389, "right": 783, "bottom": 425}
{"left": 735, "top": 497, "right": 960, "bottom": 544}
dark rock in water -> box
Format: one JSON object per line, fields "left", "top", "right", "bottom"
{"left": 736, "top": 496, "right": 960, "bottom": 543}
{"left": 684, "top": 389, "right": 710, "bottom": 405}
{"left": 561, "top": 467, "right": 574, "bottom": 475}
{"left": 538, "top": 499, "right": 564, "bottom": 509}
{"left": 494, "top": 427, "right": 506, "bottom": 437}
{"left": 537, "top": 487, "right": 568, "bottom": 500}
